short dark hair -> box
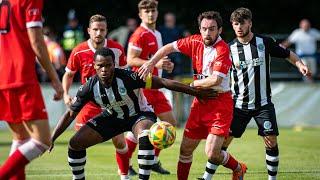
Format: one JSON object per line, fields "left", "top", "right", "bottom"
{"left": 94, "top": 48, "right": 115, "bottom": 63}
{"left": 138, "top": 0, "right": 158, "bottom": 11}
{"left": 230, "top": 7, "right": 252, "bottom": 23}
{"left": 197, "top": 11, "right": 223, "bottom": 29}
{"left": 89, "top": 14, "right": 107, "bottom": 26}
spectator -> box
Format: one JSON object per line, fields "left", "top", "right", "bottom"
{"left": 282, "top": 19, "right": 320, "bottom": 82}
{"left": 158, "top": 12, "right": 187, "bottom": 78}
{"left": 108, "top": 17, "right": 138, "bottom": 52}
{"left": 61, "top": 9, "right": 84, "bottom": 59}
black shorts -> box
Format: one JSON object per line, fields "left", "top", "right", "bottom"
{"left": 86, "top": 111, "right": 157, "bottom": 141}
{"left": 230, "top": 103, "right": 279, "bottom": 138}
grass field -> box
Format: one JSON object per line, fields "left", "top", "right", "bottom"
{"left": 1, "top": 128, "right": 320, "bottom": 180}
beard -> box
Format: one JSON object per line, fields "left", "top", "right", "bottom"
{"left": 237, "top": 29, "right": 250, "bottom": 38}
{"left": 204, "top": 36, "right": 218, "bottom": 46}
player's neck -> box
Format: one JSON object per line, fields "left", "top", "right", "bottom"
{"left": 237, "top": 32, "right": 254, "bottom": 44}
{"left": 91, "top": 39, "right": 105, "bottom": 50}
{"left": 142, "top": 22, "right": 156, "bottom": 31}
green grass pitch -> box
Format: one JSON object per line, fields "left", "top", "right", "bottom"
{"left": 1, "top": 128, "right": 320, "bottom": 179}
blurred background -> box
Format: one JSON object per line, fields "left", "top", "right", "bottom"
{"left": 2, "top": 0, "right": 320, "bottom": 128}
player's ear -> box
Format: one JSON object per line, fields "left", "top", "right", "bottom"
{"left": 218, "top": 27, "right": 223, "bottom": 35}
{"left": 87, "top": 27, "right": 90, "bottom": 34}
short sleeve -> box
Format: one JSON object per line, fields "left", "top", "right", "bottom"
{"left": 124, "top": 70, "right": 146, "bottom": 89}
{"left": 70, "top": 81, "right": 93, "bottom": 112}
{"left": 65, "top": 48, "right": 80, "bottom": 72}
{"left": 211, "top": 46, "right": 232, "bottom": 78}
{"left": 173, "top": 36, "right": 193, "bottom": 57}
{"left": 265, "top": 36, "right": 290, "bottom": 58}
{"left": 118, "top": 46, "right": 127, "bottom": 68}
{"left": 25, "top": 0, "right": 43, "bottom": 28}
{"left": 128, "top": 33, "right": 143, "bottom": 51}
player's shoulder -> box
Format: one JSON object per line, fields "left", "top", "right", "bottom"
{"left": 215, "top": 38, "right": 229, "bottom": 52}
{"left": 73, "top": 41, "right": 90, "bottom": 52}
{"left": 107, "top": 39, "right": 124, "bottom": 50}
{"left": 115, "top": 68, "right": 138, "bottom": 80}
{"left": 255, "top": 34, "right": 275, "bottom": 42}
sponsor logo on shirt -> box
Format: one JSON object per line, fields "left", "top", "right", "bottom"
{"left": 28, "top": 8, "right": 40, "bottom": 16}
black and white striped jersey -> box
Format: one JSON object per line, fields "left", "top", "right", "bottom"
{"left": 229, "top": 34, "right": 290, "bottom": 110}
{"left": 70, "top": 68, "right": 153, "bottom": 119}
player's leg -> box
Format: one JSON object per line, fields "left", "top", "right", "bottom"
{"left": 254, "top": 103, "right": 279, "bottom": 180}
{"left": 125, "top": 131, "right": 138, "bottom": 175}
{"left": 112, "top": 133, "right": 130, "bottom": 177}
{"left": 177, "top": 136, "right": 201, "bottom": 180}
{"left": 0, "top": 85, "right": 50, "bottom": 180}
{"left": 131, "top": 112, "right": 157, "bottom": 180}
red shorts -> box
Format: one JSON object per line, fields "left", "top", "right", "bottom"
{"left": 0, "top": 84, "right": 48, "bottom": 123}
{"left": 184, "top": 92, "right": 233, "bottom": 139}
{"left": 143, "top": 89, "right": 172, "bottom": 115}
{"left": 75, "top": 101, "right": 101, "bottom": 130}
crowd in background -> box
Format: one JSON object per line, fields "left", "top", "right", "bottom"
{"left": 38, "top": 9, "right": 320, "bottom": 83}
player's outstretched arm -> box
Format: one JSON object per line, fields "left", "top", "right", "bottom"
{"left": 27, "top": 27, "right": 63, "bottom": 101}
{"left": 49, "top": 110, "right": 78, "bottom": 152}
{"left": 149, "top": 75, "right": 217, "bottom": 99}
{"left": 287, "top": 51, "right": 312, "bottom": 77}
{"left": 138, "top": 43, "right": 176, "bottom": 80}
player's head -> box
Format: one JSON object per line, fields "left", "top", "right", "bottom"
{"left": 88, "top": 14, "right": 107, "bottom": 46}
{"left": 94, "top": 48, "right": 115, "bottom": 84}
{"left": 138, "top": 0, "right": 158, "bottom": 26}
{"left": 300, "top": 19, "right": 311, "bottom": 31}
{"left": 197, "top": 11, "right": 223, "bottom": 46}
{"left": 230, "top": 7, "right": 252, "bottom": 38}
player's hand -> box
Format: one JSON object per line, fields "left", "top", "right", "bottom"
{"left": 299, "top": 63, "right": 312, "bottom": 77}
{"left": 138, "top": 61, "right": 155, "bottom": 81}
{"left": 51, "top": 80, "right": 63, "bottom": 101}
{"left": 155, "top": 57, "right": 172, "bottom": 70}
{"left": 64, "top": 93, "right": 73, "bottom": 107}
{"left": 194, "top": 86, "right": 218, "bottom": 99}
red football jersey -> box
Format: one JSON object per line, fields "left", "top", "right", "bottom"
{"left": 66, "top": 39, "right": 127, "bottom": 84}
{"left": 0, "top": 0, "right": 43, "bottom": 89}
{"left": 128, "top": 24, "right": 163, "bottom": 76}
{"left": 173, "top": 35, "right": 231, "bottom": 92}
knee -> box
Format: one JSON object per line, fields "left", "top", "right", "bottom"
{"left": 112, "top": 136, "right": 126, "bottom": 149}
{"left": 69, "top": 136, "right": 84, "bottom": 151}
{"left": 206, "top": 150, "right": 221, "bottom": 164}
{"left": 264, "top": 136, "right": 278, "bottom": 149}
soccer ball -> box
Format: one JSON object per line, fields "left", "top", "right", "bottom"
{"left": 148, "top": 121, "right": 176, "bottom": 149}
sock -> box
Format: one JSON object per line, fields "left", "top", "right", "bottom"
{"left": 116, "top": 145, "right": 129, "bottom": 175}
{"left": 9, "top": 139, "right": 30, "bottom": 180}
{"left": 125, "top": 131, "right": 138, "bottom": 162}
{"left": 177, "top": 155, "right": 193, "bottom": 180}
{"left": 137, "top": 130, "right": 154, "bottom": 180}
{"left": 154, "top": 148, "right": 160, "bottom": 163}
{"left": 0, "top": 138, "right": 48, "bottom": 179}
{"left": 221, "top": 150, "right": 239, "bottom": 171}
{"left": 68, "top": 148, "right": 86, "bottom": 180}
{"left": 201, "top": 160, "right": 219, "bottom": 180}
{"left": 266, "top": 145, "right": 279, "bottom": 180}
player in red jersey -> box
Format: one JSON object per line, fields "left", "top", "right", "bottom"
{"left": 0, "top": 0, "right": 63, "bottom": 179}
{"left": 125, "top": 0, "right": 175, "bottom": 175}
{"left": 138, "top": 11, "right": 247, "bottom": 180}
{"left": 61, "top": 14, "right": 129, "bottom": 179}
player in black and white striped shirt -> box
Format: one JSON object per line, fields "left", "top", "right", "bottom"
{"left": 223, "top": 8, "right": 311, "bottom": 180}
{"left": 49, "top": 47, "right": 215, "bottom": 180}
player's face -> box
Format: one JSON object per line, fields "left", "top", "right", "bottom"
{"left": 94, "top": 55, "right": 115, "bottom": 84}
{"left": 88, "top": 21, "right": 107, "bottom": 45}
{"left": 199, "top": 18, "right": 222, "bottom": 46}
{"left": 232, "top": 19, "right": 252, "bottom": 38}
{"left": 139, "top": 8, "right": 158, "bottom": 25}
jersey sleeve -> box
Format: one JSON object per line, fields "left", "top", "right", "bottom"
{"left": 128, "top": 33, "right": 143, "bottom": 52}
{"left": 211, "top": 45, "right": 232, "bottom": 78}
{"left": 70, "top": 80, "right": 93, "bottom": 112}
{"left": 25, "top": 0, "right": 43, "bottom": 28}
{"left": 65, "top": 48, "right": 80, "bottom": 72}
{"left": 124, "top": 70, "right": 146, "bottom": 89}
{"left": 172, "top": 36, "right": 193, "bottom": 57}
{"left": 265, "top": 36, "right": 290, "bottom": 58}
{"left": 118, "top": 45, "right": 127, "bottom": 68}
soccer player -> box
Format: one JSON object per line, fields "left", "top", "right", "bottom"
{"left": 138, "top": 11, "right": 246, "bottom": 180}
{"left": 62, "top": 14, "right": 130, "bottom": 177}
{"left": 126, "top": 0, "right": 175, "bottom": 174}
{"left": 0, "top": 0, "right": 63, "bottom": 179}
{"left": 223, "top": 8, "right": 311, "bottom": 180}
{"left": 50, "top": 47, "right": 216, "bottom": 180}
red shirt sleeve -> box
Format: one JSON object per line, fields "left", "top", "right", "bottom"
{"left": 129, "top": 33, "right": 143, "bottom": 51}
{"left": 25, "top": 0, "right": 43, "bottom": 28}
{"left": 118, "top": 45, "right": 127, "bottom": 67}
{"left": 211, "top": 45, "right": 231, "bottom": 77}
{"left": 66, "top": 49, "right": 80, "bottom": 72}
{"left": 175, "top": 35, "right": 194, "bottom": 57}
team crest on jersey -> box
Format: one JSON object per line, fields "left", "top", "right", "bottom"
{"left": 263, "top": 121, "right": 272, "bottom": 130}
{"left": 130, "top": 72, "right": 138, "bottom": 80}
{"left": 257, "top": 44, "right": 265, "bottom": 52}
{"left": 119, "top": 87, "right": 127, "bottom": 95}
